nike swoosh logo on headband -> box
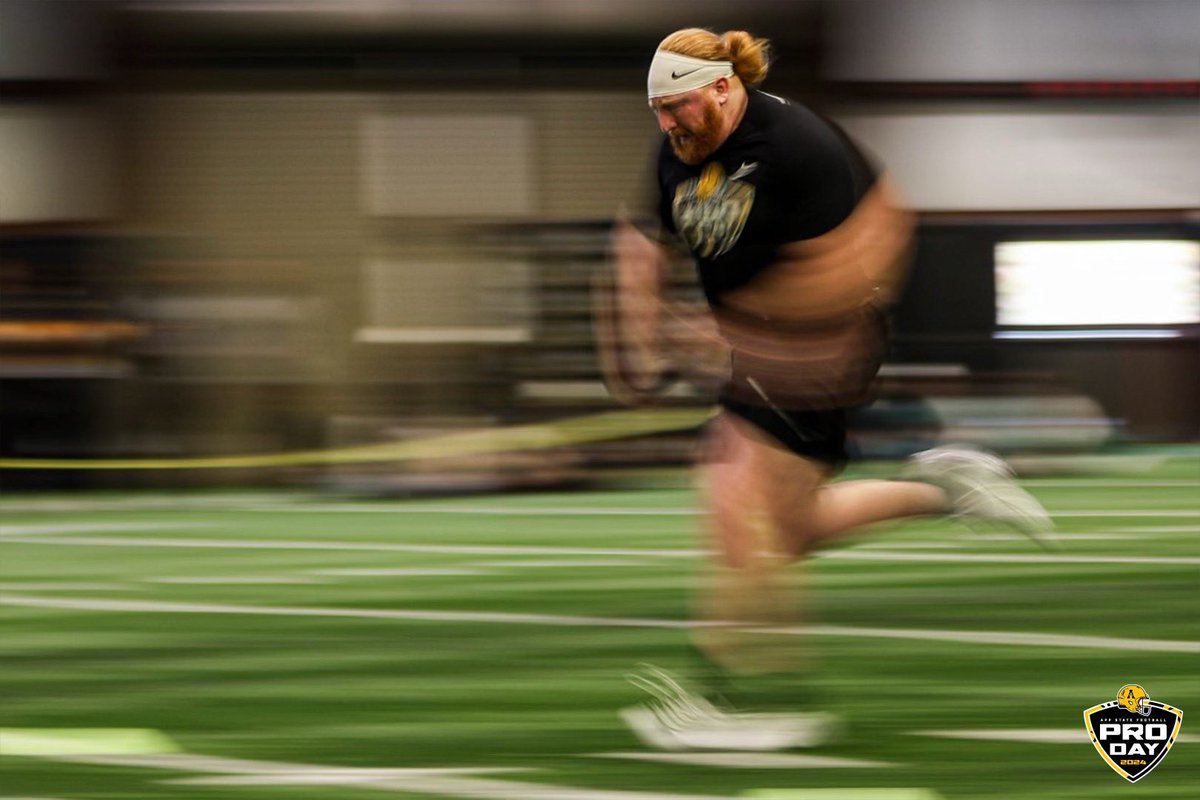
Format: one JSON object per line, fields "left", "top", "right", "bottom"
{"left": 671, "top": 68, "right": 702, "bottom": 79}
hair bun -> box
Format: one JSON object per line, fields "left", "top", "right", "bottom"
{"left": 721, "top": 30, "right": 770, "bottom": 87}
{"left": 657, "top": 28, "right": 771, "bottom": 88}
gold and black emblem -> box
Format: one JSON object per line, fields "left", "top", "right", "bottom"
{"left": 1084, "top": 684, "right": 1183, "bottom": 782}
{"left": 672, "top": 162, "right": 755, "bottom": 259}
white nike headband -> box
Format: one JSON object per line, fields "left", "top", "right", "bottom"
{"left": 647, "top": 50, "right": 734, "bottom": 99}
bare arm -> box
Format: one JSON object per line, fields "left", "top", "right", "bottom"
{"left": 613, "top": 218, "right": 669, "bottom": 375}
{"left": 592, "top": 218, "right": 672, "bottom": 404}
{"left": 595, "top": 218, "right": 732, "bottom": 403}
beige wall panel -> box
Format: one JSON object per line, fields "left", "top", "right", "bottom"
{"left": 535, "top": 91, "right": 660, "bottom": 219}
{"left": 361, "top": 113, "right": 534, "bottom": 217}
{"left": 0, "top": 104, "right": 120, "bottom": 222}
{"left": 129, "top": 92, "right": 364, "bottom": 265}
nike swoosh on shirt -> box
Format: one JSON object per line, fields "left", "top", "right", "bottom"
{"left": 671, "top": 68, "right": 702, "bottom": 79}
{"left": 730, "top": 162, "right": 759, "bottom": 181}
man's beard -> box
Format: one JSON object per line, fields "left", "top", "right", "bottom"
{"left": 668, "top": 99, "right": 723, "bottom": 165}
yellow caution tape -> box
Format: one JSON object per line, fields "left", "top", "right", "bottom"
{"left": 0, "top": 406, "right": 714, "bottom": 470}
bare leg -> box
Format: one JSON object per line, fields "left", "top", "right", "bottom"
{"left": 692, "top": 411, "right": 947, "bottom": 673}
{"left": 621, "top": 410, "right": 932, "bottom": 750}
{"left": 805, "top": 478, "right": 948, "bottom": 549}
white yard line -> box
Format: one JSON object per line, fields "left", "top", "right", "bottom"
{"left": 309, "top": 568, "right": 496, "bottom": 577}
{"left": 963, "top": 533, "right": 1136, "bottom": 542}
{"left": 0, "top": 522, "right": 209, "bottom": 537}
{"left": 169, "top": 773, "right": 738, "bottom": 799}
{"left": 727, "top": 792, "right": 938, "bottom": 800}
{"left": 1052, "top": 510, "right": 1200, "bottom": 518}
{"left": 245, "top": 505, "right": 1200, "bottom": 518}
{"left": 7, "top": 535, "right": 1199, "bottom": 566}
{"left": 910, "top": 729, "right": 1198, "bottom": 744}
{"left": 592, "top": 751, "right": 894, "bottom": 769}
{"left": 470, "top": 559, "right": 656, "bottom": 568}
{"left": 853, "top": 543, "right": 967, "bottom": 550}
{"left": 788, "top": 624, "right": 1200, "bottom": 653}
{"left": 1119, "top": 525, "right": 1200, "bottom": 533}
{"left": 0, "top": 535, "right": 701, "bottom": 558}
{"left": 251, "top": 504, "right": 697, "bottom": 516}
{"left": 4, "top": 594, "right": 1197, "bottom": 653}
{"left": 1022, "top": 480, "right": 1200, "bottom": 487}
{"left": 0, "top": 582, "right": 135, "bottom": 592}
{"left": 0, "top": 594, "right": 700, "bottom": 630}
{"left": 39, "top": 752, "right": 740, "bottom": 800}
{"left": 821, "top": 550, "right": 1200, "bottom": 565}
{"left": 145, "top": 576, "right": 327, "bottom": 585}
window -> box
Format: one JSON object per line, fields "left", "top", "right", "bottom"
{"left": 995, "top": 240, "right": 1199, "bottom": 337}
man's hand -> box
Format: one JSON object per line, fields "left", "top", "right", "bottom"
{"left": 593, "top": 220, "right": 673, "bottom": 404}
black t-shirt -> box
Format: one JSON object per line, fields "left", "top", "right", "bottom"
{"left": 654, "top": 90, "right": 877, "bottom": 307}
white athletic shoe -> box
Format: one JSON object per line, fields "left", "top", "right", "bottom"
{"left": 904, "top": 444, "right": 1056, "bottom": 548}
{"left": 619, "top": 664, "right": 838, "bottom": 751}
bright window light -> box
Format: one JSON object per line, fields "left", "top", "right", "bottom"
{"left": 995, "top": 240, "right": 1200, "bottom": 327}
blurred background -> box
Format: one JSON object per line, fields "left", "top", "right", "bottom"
{"left": 2, "top": 5, "right": 1199, "bottom": 800}
{"left": 1, "top": 0, "right": 1197, "bottom": 490}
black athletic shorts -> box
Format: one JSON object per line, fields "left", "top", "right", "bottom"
{"left": 719, "top": 395, "right": 849, "bottom": 468}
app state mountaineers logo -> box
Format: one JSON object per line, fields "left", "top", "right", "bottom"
{"left": 1084, "top": 684, "right": 1182, "bottom": 782}
{"left": 672, "top": 162, "right": 755, "bottom": 259}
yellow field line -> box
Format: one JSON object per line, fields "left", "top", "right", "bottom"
{"left": 0, "top": 407, "right": 713, "bottom": 470}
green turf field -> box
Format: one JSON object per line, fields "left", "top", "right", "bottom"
{"left": 2, "top": 455, "right": 1198, "bottom": 799}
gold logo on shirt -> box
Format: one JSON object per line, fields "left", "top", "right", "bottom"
{"left": 672, "top": 162, "right": 755, "bottom": 259}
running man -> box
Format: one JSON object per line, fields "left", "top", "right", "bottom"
{"left": 596, "top": 27, "right": 1055, "bottom": 751}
